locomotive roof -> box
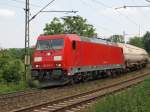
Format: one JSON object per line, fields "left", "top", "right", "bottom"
{"left": 38, "top": 34, "right": 116, "bottom": 46}
{"left": 80, "top": 36, "right": 113, "bottom": 45}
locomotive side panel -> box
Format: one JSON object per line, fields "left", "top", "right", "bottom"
{"left": 67, "top": 40, "right": 124, "bottom": 75}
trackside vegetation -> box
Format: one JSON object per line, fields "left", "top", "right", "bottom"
{"left": 0, "top": 49, "right": 29, "bottom": 93}
{"left": 90, "top": 78, "right": 150, "bottom": 112}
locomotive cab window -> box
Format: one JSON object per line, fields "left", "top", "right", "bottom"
{"left": 36, "top": 40, "right": 50, "bottom": 50}
{"left": 36, "top": 39, "right": 64, "bottom": 50}
{"left": 72, "top": 40, "right": 77, "bottom": 50}
{"left": 51, "top": 39, "right": 64, "bottom": 50}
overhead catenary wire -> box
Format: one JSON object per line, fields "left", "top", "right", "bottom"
{"left": 115, "top": 0, "right": 150, "bottom": 31}
{"left": 115, "top": 5, "right": 150, "bottom": 9}
{"left": 91, "top": 0, "right": 147, "bottom": 38}
{"left": 93, "top": 0, "right": 146, "bottom": 37}
{"left": 92, "top": 0, "right": 137, "bottom": 35}
{"left": 41, "top": 10, "right": 78, "bottom": 13}
{"left": 29, "top": 0, "right": 56, "bottom": 22}
{"left": 92, "top": 0, "right": 139, "bottom": 27}
{"left": 91, "top": 0, "right": 131, "bottom": 27}
{"left": 131, "top": 0, "right": 150, "bottom": 24}
{"left": 79, "top": 0, "right": 118, "bottom": 34}
{"left": 115, "top": 10, "right": 143, "bottom": 36}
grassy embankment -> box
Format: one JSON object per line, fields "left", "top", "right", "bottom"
{"left": 0, "top": 81, "right": 29, "bottom": 94}
{"left": 0, "top": 48, "right": 36, "bottom": 94}
{"left": 89, "top": 77, "right": 150, "bottom": 112}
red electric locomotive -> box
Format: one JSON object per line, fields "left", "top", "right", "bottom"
{"left": 31, "top": 34, "right": 125, "bottom": 87}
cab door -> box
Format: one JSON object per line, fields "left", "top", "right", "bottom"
{"left": 72, "top": 40, "right": 82, "bottom": 67}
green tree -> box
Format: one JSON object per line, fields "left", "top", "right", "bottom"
{"left": 43, "top": 17, "right": 65, "bottom": 35}
{"left": 0, "top": 49, "right": 25, "bottom": 84}
{"left": 128, "top": 36, "right": 144, "bottom": 48}
{"left": 43, "top": 15, "right": 97, "bottom": 37}
{"left": 2, "top": 59, "right": 24, "bottom": 84}
{"left": 0, "top": 50, "right": 10, "bottom": 76}
{"left": 0, "top": 50, "right": 12, "bottom": 83}
{"left": 7, "top": 48, "right": 25, "bottom": 61}
{"left": 143, "top": 31, "right": 150, "bottom": 53}
{"left": 109, "top": 35, "right": 125, "bottom": 43}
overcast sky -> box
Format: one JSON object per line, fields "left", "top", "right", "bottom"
{"left": 0, "top": 0, "right": 150, "bottom": 48}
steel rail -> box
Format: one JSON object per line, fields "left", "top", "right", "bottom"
{"left": 12, "top": 72, "right": 150, "bottom": 112}
{"left": 0, "top": 89, "right": 39, "bottom": 100}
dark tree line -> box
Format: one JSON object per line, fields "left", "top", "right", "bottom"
{"left": 127, "top": 32, "right": 150, "bottom": 54}
{"left": 143, "top": 32, "right": 150, "bottom": 54}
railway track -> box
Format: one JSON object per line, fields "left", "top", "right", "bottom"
{"left": 0, "top": 89, "right": 39, "bottom": 101}
{"left": 12, "top": 72, "right": 150, "bottom": 112}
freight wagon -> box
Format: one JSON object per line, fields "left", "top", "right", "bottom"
{"left": 116, "top": 43, "right": 148, "bottom": 69}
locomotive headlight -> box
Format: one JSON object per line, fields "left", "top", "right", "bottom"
{"left": 54, "top": 56, "right": 62, "bottom": 61}
{"left": 47, "top": 52, "right": 51, "bottom": 56}
{"left": 35, "top": 65, "right": 39, "bottom": 68}
{"left": 34, "top": 57, "right": 42, "bottom": 62}
{"left": 56, "top": 63, "right": 62, "bottom": 67}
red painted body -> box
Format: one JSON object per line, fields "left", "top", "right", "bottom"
{"left": 32, "top": 34, "right": 80, "bottom": 71}
{"left": 32, "top": 34, "right": 124, "bottom": 77}
{"left": 32, "top": 34, "right": 124, "bottom": 86}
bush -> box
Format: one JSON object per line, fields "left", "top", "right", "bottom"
{"left": 0, "top": 70, "right": 3, "bottom": 83}
{"left": 2, "top": 59, "right": 24, "bottom": 84}
{"left": 0, "top": 49, "right": 29, "bottom": 93}
{"left": 0, "top": 55, "right": 10, "bottom": 83}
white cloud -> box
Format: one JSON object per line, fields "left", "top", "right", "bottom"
{"left": 0, "top": 9, "right": 15, "bottom": 17}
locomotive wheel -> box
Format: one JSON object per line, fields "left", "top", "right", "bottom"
{"left": 92, "top": 71, "right": 98, "bottom": 80}
{"left": 72, "top": 75, "right": 80, "bottom": 83}
{"left": 82, "top": 76, "right": 88, "bottom": 82}
{"left": 101, "top": 72, "right": 107, "bottom": 78}
{"left": 110, "top": 70, "right": 117, "bottom": 78}
{"left": 69, "top": 77, "right": 75, "bottom": 85}
{"left": 81, "top": 73, "right": 89, "bottom": 82}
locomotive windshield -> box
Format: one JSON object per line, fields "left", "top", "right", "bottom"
{"left": 36, "top": 39, "right": 64, "bottom": 50}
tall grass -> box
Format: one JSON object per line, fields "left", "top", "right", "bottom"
{"left": 91, "top": 78, "right": 150, "bottom": 112}
{"left": 0, "top": 81, "right": 29, "bottom": 94}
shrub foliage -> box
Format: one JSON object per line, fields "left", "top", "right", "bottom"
{"left": 2, "top": 60, "right": 24, "bottom": 84}
{"left": 0, "top": 49, "right": 24, "bottom": 84}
